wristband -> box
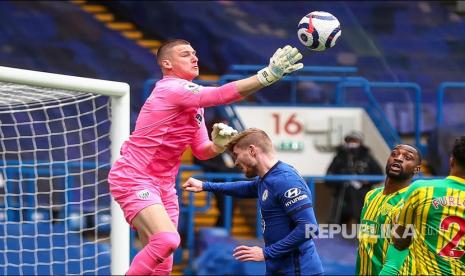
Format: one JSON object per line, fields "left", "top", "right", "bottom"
{"left": 257, "top": 67, "right": 278, "bottom": 86}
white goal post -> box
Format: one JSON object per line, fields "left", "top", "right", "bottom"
{"left": 0, "top": 66, "right": 130, "bottom": 274}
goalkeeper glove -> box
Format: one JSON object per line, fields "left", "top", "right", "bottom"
{"left": 257, "top": 45, "right": 304, "bottom": 86}
{"left": 211, "top": 123, "right": 238, "bottom": 151}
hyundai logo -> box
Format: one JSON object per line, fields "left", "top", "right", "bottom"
{"left": 284, "top": 188, "right": 302, "bottom": 199}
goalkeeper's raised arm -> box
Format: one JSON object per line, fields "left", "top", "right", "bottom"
{"left": 107, "top": 39, "right": 303, "bottom": 276}
{"left": 156, "top": 39, "right": 304, "bottom": 109}
{"left": 236, "top": 45, "right": 304, "bottom": 96}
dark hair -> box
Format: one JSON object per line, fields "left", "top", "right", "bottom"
{"left": 156, "top": 39, "right": 190, "bottom": 66}
{"left": 408, "top": 144, "right": 422, "bottom": 165}
{"left": 452, "top": 135, "right": 465, "bottom": 167}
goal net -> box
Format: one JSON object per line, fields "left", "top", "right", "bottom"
{"left": 0, "top": 66, "right": 130, "bottom": 275}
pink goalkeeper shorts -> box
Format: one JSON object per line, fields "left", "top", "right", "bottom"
{"left": 109, "top": 170, "right": 179, "bottom": 229}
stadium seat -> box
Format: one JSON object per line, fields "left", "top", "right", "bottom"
{"left": 66, "top": 212, "right": 88, "bottom": 231}
{"left": 0, "top": 209, "right": 5, "bottom": 223}
{"left": 193, "top": 228, "right": 266, "bottom": 275}
{"left": 195, "top": 227, "right": 236, "bottom": 257}
{"left": 194, "top": 242, "right": 243, "bottom": 275}
{"left": 24, "top": 208, "right": 51, "bottom": 222}
{"left": 95, "top": 211, "right": 111, "bottom": 235}
{"left": 0, "top": 1, "right": 157, "bottom": 120}
{"left": 194, "top": 241, "right": 266, "bottom": 275}
{"left": 82, "top": 242, "right": 111, "bottom": 275}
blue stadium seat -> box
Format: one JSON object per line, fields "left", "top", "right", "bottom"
{"left": 195, "top": 227, "right": 236, "bottom": 257}
{"left": 24, "top": 208, "right": 51, "bottom": 222}
{"left": 0, "top": 221, "right": 109, "bottom": 275}
{"left": 0, "top": 1, "right": 157, "bottom": 119}
{"left": 194, "top": 241, "right": 266, "bottom": 275}
{"left": 95, "top": 211, "right": 111, "bottom": 235}
{"left": 0, "top": 240, "right": 110, "bottom": 275}
{"left": 193, "top": 228, "right": 266, "bottom": 275}
{"left": 82, "top": 242, "right": 111, "bottom": 275}
{"left": 66, "top": 212, "right": 88, "bottom": 231}
{"left": 194, "top": 242, "right": 243, "bottom": 275}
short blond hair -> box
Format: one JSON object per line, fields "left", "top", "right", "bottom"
{"left": 156, "top": 39, "right": 190, "bottom": 66}
{"left": 226, "top": 128, "right": 273, "bottom": 153}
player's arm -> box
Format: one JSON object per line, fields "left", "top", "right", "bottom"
{"left": 222, "top": 45, "right": 304, "bottom": 98}
{"left": 379, "top": 187, "right": 419, "bottom": 275}
{"left": 191, "top": 121, "right": 238, "bottom": 159}
{"left": 190, "top": 115, "right": 223, "bottom": 159}
{"left": 263, "top": 206, "right": 317, "bottom": 259}
{"left": 263, "top": 179, "right": 317, "bottom": 259}
{"left": 232, "top": 204, "right": 316, "bottom": 263}
{"left": 379, "top": 221, "right": 413, "bottom": 275}
{"left": 232, "top": 203, "right": 316, "bottom": 263}
{"left": 168, "top": 46, "right": 303, "bottom": 108}
{"left": 355, "top": 189, "right": 377, "bottom": 274}
{"left": 182, "top": 177, "right": 258, "bottom": 199}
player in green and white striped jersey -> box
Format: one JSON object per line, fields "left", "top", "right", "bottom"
{"left": 356, "top": 144, "right": 421, "bottom": 275}
{"left": 381, "top": 136, "right": 465, "bottom": 275}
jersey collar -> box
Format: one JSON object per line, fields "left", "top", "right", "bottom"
{"left": 261, "top": 161, "right": 281, "bottom": 181}
{"left": 383, "top": 185, "right": 409, "bottom": 196}
{"left": 447, "top": 175, "right": 465, "bottom": 185}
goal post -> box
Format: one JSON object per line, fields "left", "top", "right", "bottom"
{"left": 0, "top": 66, "right": 130, "bottom": 274}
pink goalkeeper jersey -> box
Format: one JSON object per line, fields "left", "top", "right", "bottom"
{"left": 110, "top": 76, "right": 242, "bottom": 186}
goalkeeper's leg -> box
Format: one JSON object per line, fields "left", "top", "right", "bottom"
{"left": 151, "top": 191, "right": 179, "bottom": 276}
{"left": 152, "top": 255, "right": 174, "bottom": 276}
{"left": 126, "top": 204, "right": 180, "bottom": 276}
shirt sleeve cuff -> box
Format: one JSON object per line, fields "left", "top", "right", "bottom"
{"left": 202, "top": 181, "right": 212, "bottom": 192}
{"left": 263, "top": 247, "right": 271, "bottom": 259}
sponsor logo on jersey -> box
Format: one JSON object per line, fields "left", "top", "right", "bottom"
{"left": 359, "top": 220, "right": 378, "bottom": 236}
{"left": 285, "top": 194, "right": 308, "bottom": 207}
{"left": 262, "top": 189, "right": 268, "bottom": 201}
{"left": 284, "top": 187, "right": 302, "bottom": 199}
{"left": 379, "top": 203, "right": 394, "bottom": 216}
{"left": 184, "top": 82, "right": 201, "bottom": 94}
{"left": 136, "top": 189, "right": 151, "bottom": 200}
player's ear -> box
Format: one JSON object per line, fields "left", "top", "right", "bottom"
{"left": 414, "top": 165, "right": 421, "bottom": 175}
{"left": 248, "top": 145, "right": 256, "bottom": 157}
{"left": 161, "top": 59, "right": 172, "bottom": 70}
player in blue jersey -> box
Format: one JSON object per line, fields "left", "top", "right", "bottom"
{"left": 183, "top": 128, "right": 323, "bottom": 275}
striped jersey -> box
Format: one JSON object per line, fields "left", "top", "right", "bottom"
{"left": 356, "top": 186, "right": 415, "bottom": 275}
{"left": 396, "top": 176, "right": 465, "bottom": 275}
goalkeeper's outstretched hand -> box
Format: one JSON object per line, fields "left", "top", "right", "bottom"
{"left": 211, "top": 123, "right": 238, "bottom": 151}
{"left": 257, "top": 45, "right": 304, "bottom": 86}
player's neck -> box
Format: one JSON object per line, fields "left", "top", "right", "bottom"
{"left": 450, "top": 167, "right": 465, "bottom": 179}
{"left": 163, "top": 72, "right": 194, "bottom": 81}
{"left": 451, "top": 173, "right": 465, "bottom": 180}
{"left": 258, "top": 156, "right": 278, "bottom": 178}
{"left": 383, "top": 178, "right": 411, "bottom": 195}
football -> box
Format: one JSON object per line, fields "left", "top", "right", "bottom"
{"left": 297, "top": 11, "right": 341, "bottom": 51}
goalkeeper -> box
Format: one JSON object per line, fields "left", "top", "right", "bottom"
{"left": 108, "top": 39, "right": 303, "bottom": 275}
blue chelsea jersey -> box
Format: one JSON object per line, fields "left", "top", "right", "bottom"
{"left": 258, "top": 161, "right": 323, "bottom": 275}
